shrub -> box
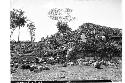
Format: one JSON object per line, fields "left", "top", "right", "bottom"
{"left": 20, "top": 64, "right": 31, "bottom": 70}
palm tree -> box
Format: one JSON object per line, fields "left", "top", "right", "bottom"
{"left": 10, "top": 9, "right": 27, "bottom": 41}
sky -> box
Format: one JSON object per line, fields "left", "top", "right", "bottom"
{"left": 10, "top": 0, "right": 122, "bottom": 42}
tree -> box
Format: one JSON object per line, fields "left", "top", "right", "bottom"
{"left": 48, "top": 8, "right": 75, "bottom": 34}
{"left": 10, "top": 9, "right": 27, "bottom": 41}
{"left": 27, "top": 22, "right": 36, "bottom": 42}
{"left": 79, "top": 23, "right": 122, "bottom": 62}
{"left": 48, "top": 8, "right": 75, "bottom": 22}
{"left": 56, "top": 21, "right": 72, "bottom": 33}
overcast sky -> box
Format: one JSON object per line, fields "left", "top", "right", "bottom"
{"left": 10, "top": 0, "right": 122, "bottom": 42}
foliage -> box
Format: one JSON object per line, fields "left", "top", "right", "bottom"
{"left": 79, "top": 23, "right": 122, "bottom": 61}
{"left": 56, "top": 21, "right": 72, "bottom": 33}
{"left": 10, "top": 9, "right": 27, "bottom": 41}
{"left": 48, "top": 8, "right": 75, "bottom": 23}
{"left": 27, "top": 22, "right": 36, "bottom": 42}
{"left": 10, "top": 22, "right": 122, "bottom": 73}
{"left": 10, "top": 9, "right": 27, "bottom": 29}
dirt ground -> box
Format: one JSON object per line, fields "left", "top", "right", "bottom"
{"left": 11, "top": 63, "right": 122, "bottom": 82}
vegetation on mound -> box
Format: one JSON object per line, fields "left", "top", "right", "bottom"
{"left": 10, "top": 9, "right": 122, "bottom": 74}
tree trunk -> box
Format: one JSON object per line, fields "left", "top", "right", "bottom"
{"left": 10, "top": 31, "right": 13, "bottom": 39}
{"left": 30, "top": 30, "right": 33, "bottom": 42}
{"left": 31, "top": 36, "right": 33, "bottom": 42}
{"left": 18, "top": 26, "right": 20, "bottom": 42}
{"left": 10, "top": 28, "right": 16, "bottom": 40}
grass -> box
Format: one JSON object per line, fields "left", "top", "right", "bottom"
{"left": 11, "top": 63, "right": 122, "bottom": 82}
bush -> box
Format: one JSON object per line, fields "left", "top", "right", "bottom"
{"left": 20, "top": 64, "right": 31, "bottom": 70}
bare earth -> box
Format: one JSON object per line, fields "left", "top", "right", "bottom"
{"left": 11, "top": 63, "right": 122, "bottom": 82}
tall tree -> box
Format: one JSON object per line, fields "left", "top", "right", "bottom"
{"left": 48, "top": 8, "right": 75, "bottom": 34}
{"left": 27, "top": 22, "right": 36, "bottom": 42}
{"left": 10, "top": 9, "right": 27, "bottom": 41}
{"left": 48, "top": 8, "right": 75, "bottom": 23}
